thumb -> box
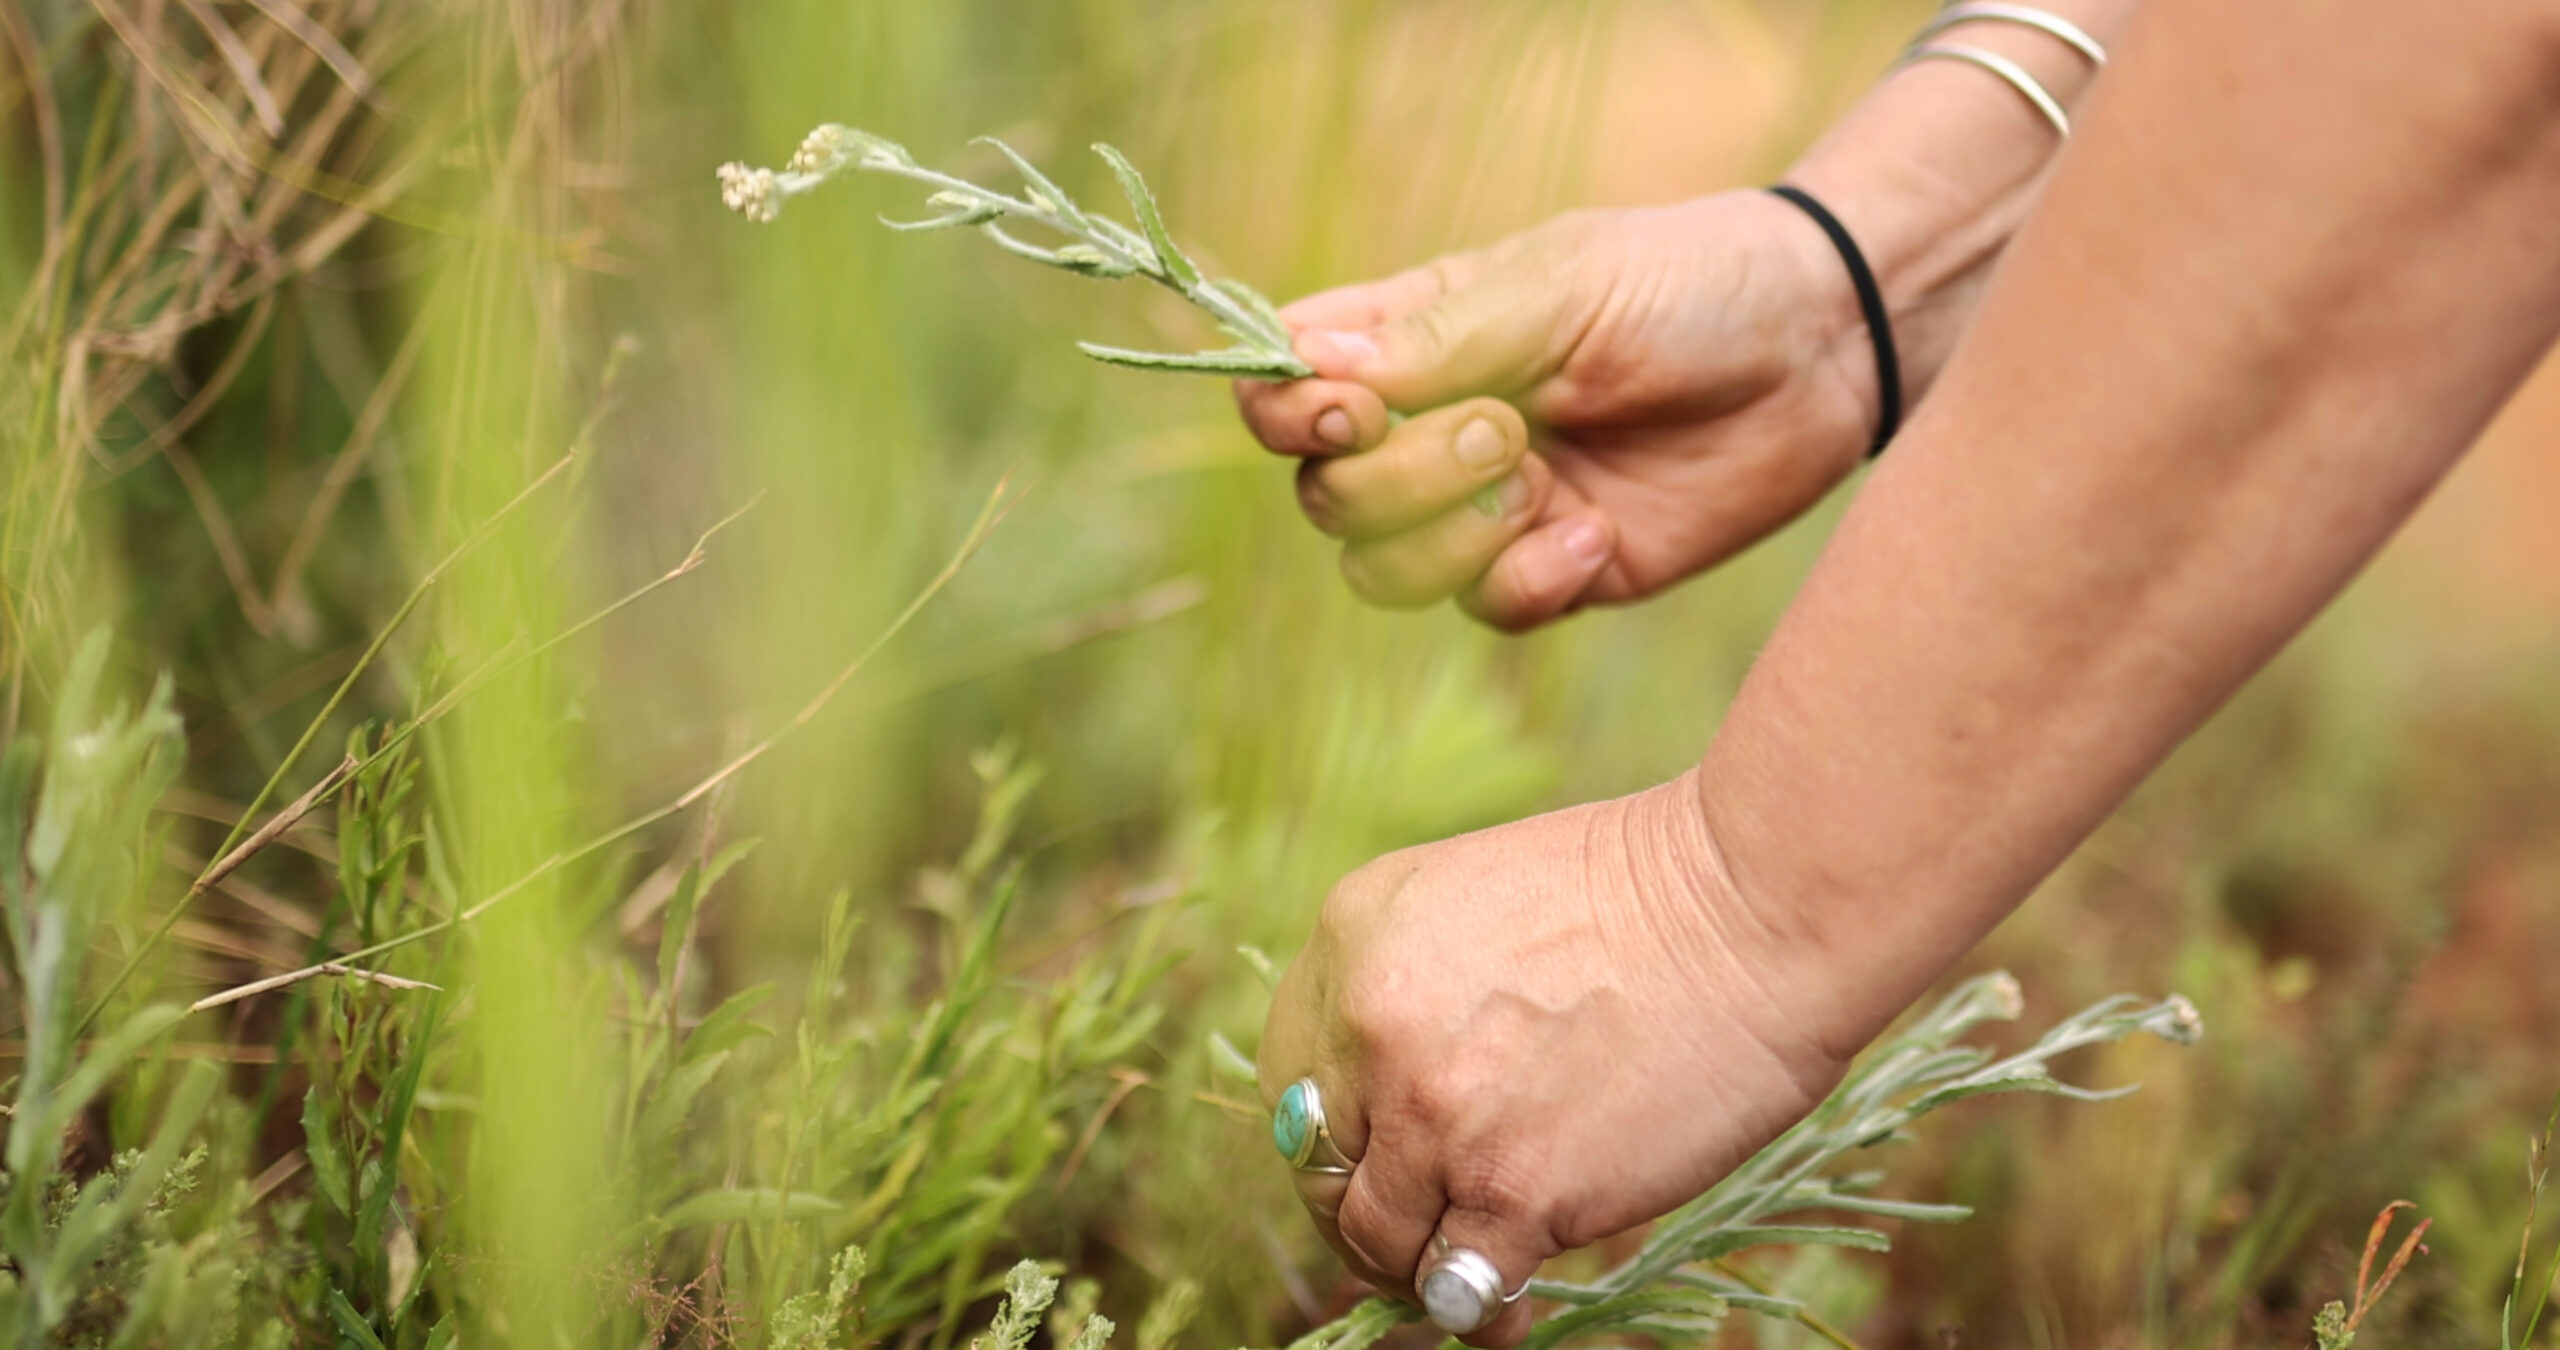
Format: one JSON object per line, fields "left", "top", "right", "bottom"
{"left": 1296, "top": 256, "right": 1577, "bottom": 413}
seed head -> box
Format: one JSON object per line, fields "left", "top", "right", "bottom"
{"left": 2143, "top": 994, "right": 2205, "bottom": 1046}
{"left": 790, "top": 124, "right": 850, "bottom": 176}
{"left": 717, "top": 163, "right": 781, "bottom": 223}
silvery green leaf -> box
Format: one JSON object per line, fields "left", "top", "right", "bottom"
{"left": 1209, "top": 277, "right": 1291, "bottom": 346}
{"left": 1689, "top": 1224, "right": 1893, "bottom": 1261}
{"left": 1077, "top": 342, "right": 1312, "bottom": 379}
{"left": 880, "top": 212, "right": 978, "bottom": 233}
{"left": 924, "top": 190, "right": 1005, "bottom": 225}
{"left": 1205, "top": 1030, "right": 1258, "bottom": 1082}
{"left": 976, "top": 137, "right": 1088, "bottom": 228}
{"left": 1235, "top": 944, "right": 1282, "bottom": 991}
{"left": 1811, "top": 1194, "right": 1974, "bottom": 1223}
{"left": 980, "top": 222, "right": 1066, "bottom": 264}
{"left": 1705, "top": 1291, "right": 1804, "bottom": 1318}
{"left": 1054, "top": 245, "right": 1138, "bottom": 278}
{"left": 1666, "top": 1273, "right": 1804, "bottom": 1317}
{"left": 1091, "top": 143, "right": 1198, "bottom": 288}
{"left": 1907, "top": 1067, "right": 2137, "bottom": 1115}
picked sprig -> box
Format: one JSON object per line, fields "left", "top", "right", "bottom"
{"left": 1237, "top": 975, "right": 2205, "bottom": 1350}
{"left": 718, "top": 125, "right": 1311, "bottom": 380}
{"left": 1525, "top": 976, "right": 2202, "bottom": 1347}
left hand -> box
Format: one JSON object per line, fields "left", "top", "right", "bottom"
{"left": 1231, "top": 193, "right": 1882, "bottom": 631}
{"left": 1255, "top": 775, "right": 1860, "bottom": 1348}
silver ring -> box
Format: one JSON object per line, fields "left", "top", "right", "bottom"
{"left": 1896, "top": 42, "right": 2071, "bottom": 138}
{"left": 1271, "top": 1077, "right": 1355, "bottom": 1175}
{"left": 1417, "top": 1240, "right": 1529, "bottom": 1335}
{"left": 1912, "top": 2, "right": 2108, "bottom": 66}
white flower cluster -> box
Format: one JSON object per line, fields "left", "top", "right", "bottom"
{"left": 715, "top": 162, "right": 780, "bottom": 223}
{"left": 787, "top": 124, "right": 852, "bottom": 176}
{"left": 2143, "top": 993, "right": 2206, "bottom": 1045}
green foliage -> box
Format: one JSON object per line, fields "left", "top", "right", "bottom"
{"left": 9, "top": 3, "right": 2560, "bottom": 1349}
{"left": 0, "top": 637, "right": 272, "bottom": 1346}
{"left": 2506, "top": 1096, "right": 2560, "bottom": 1350}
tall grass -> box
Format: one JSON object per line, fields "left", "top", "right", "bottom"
{"left": 5, "top": 1, "right": 2560, "bottom": 1347}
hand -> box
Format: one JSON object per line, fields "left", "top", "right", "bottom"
{"left": 1233, "top": 191, "right": 1883, "bottom": 630}
{"left": 1255, "top": 775, "right": 1858, "bottom": 1347}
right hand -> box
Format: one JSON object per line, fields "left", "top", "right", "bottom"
{"left": 1234, "top": 190, "right": 1887, "bottom": 631}
{"left": 1256, "top": 773, "right": 1862, "bottom": 1347}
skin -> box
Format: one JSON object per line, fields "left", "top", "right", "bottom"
{"left": 1250, "top": 0, "right": 2560, "bottom": 1344}
{"left": 1233, "top": 0, "right": 2124, "bottom": 630}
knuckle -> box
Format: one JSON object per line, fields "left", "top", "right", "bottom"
{"left": 1550, "top": 1203, "right": 1613, "bottom": 1253}
{"left": 1444, "top": 1151, "right": 1549, "bottom": 1228}
{"left": 1402, "top": 302, "right": 1461, "bottom": 362}
{"left": 1335, "top": 969, "right": 1417, "bottom": 1053}
{"left": 1424, "top": 252, "right": 1475, "bottom": 298}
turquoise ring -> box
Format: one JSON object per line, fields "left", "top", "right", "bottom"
{"left": 1272, "top": 1077, "right": 1355, "bottom": 1174}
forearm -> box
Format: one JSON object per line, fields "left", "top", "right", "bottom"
{"left": 1784, "top": 0, "right": 2139, "bottom": 404}
{"left": 1699, "top": 0, "right": 2560, "bottom": 1055}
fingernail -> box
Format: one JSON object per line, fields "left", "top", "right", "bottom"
{"left": 1300, "top": 329, "right": 1381, "bottom": 371}
{"left": 1315, "top": 407, "right": 1357, "bottom": 449}
{"left": 1452, "top": 418, "right": 1506, "bottom": 470}
{"left": 1498, "top": 474, "right": 1533, "bottom": 516}
{"left": 1563, "top": 518, "right": 1611, "bottom": 561}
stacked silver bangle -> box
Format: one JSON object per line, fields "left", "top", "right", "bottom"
{"left": 1897, "top": 1, "right": 2109, "bottom": 138}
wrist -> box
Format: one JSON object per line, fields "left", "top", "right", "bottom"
{"left": 1672, "top": 760, "right": 1977, "bottom": 1074}
{"left": 1781, "top": 9, "right": 2116, "bottom": 403}
{"left": 1630, "top": 771, "right": 1871, "bottom": 1080}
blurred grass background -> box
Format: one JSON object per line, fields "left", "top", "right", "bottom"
{"left": 4, "top": 0, "right": 2558, "bottom": 1345}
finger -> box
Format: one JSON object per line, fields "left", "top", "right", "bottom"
{"left": 1337, "top": 457, "right": 1553, "bottom": 609}
{"left": 1233, "top": 375, "right": 1393, "bottom": 458}
{"left": 1296, "top": 253, "right": 1581, "bottom": 414}
{"left": 1425, "top": 1208, "right": 1556, "bottom": 1349}
{"left": 1298, "top": 398, "right": 1528, "bottom": 539}
{"left": 1457, "top": 509, "right": 1618, "bottom": 633}
{"left": 1277, "top": 253, "right": 1489, "bottom": 333}
{"left": 1259, "top": 957, "right": 1375, "bottom": 1168}
{"left": 1290, "top": 1168, "right": 1402, "bottom": 1292}
{"left": 1232, "top": 253, "right": 1489, "bottom": 455}
{"left": 1333, "top": 1128, "right": 1448, "bottom": 1292}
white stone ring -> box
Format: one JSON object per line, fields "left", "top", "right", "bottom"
{"left": 1418, "top": 1237, "right": 1530, "bottom": 1335}
{"left": 1271, "top": 1077, "right": 1356, "bottom": 1175}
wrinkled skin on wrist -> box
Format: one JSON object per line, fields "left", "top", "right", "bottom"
{"left": 1234, "top": 190, "right": 1878, "bottom": 631}
{"left": 1255, "top": 775, "right": 1856, "bottom": 1348}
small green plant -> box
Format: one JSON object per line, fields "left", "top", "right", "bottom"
{"left": 717, "top": 126, "right": 1311, "bottom": 379}
{"left": 2503, "top": 1094, "right": 2560, "bottom": 1350}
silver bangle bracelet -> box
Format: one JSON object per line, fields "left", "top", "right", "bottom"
{"left": 1898, "top": 42, "right": 2072, "bottom": 138}
{"left": 1914, "top": 2, "right": 2109, "bottom": 67}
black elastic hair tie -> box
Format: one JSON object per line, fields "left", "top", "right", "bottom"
{"left": 1768, "top": 184, "right": 1902, "bottom": 456}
